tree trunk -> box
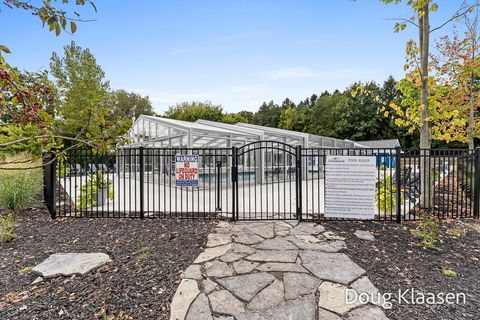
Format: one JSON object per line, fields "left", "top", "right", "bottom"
{"left": 419, "top": 6, "right": 433, "bottom": 208}
{"left": 469, "top": 33, "right": 476, "bottom": 150}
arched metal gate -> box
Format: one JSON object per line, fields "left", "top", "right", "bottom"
{"left": 232, "top": 141, "right": 302, "bottom": 220}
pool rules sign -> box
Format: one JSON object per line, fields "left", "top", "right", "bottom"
{"left": 325, "top": 156, "right": 376, "bottom": 219}
{"left": 176, "top": 155, "right": 199, "bottom": 187}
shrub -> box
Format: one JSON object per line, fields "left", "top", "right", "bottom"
{"left": 0, "top": 171, "right": 40, "bottom": 213}
{"left": 442, "top": 269, "right": 457, "bottom": 277}
{"left": 375, "top": 176, "right": 403, "bottom": 214}
{"left": 0, "top": 214, "right": 16, "bottom": 243}
{"left": 76, "top": 171, "right": 113, "bottom": 209}
{"left": 419, "top": 215, "right": 440, "bottom": 249}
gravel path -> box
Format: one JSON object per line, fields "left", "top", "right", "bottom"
{"left": 0, "top": 210, "right": 216, "bottom": 319}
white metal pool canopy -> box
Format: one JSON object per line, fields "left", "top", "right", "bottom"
{"left": 126, "top": 115, "right": 368, "bottom": 149}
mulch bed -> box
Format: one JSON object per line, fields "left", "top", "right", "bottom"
{"left": 323, "top": 219, "right": 480, "bottom": 320}
{"left": 0, "top": 209, "right": 216, "bottom": 319}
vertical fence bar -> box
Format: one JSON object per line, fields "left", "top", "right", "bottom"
{"left": 395, "top": 147, "right": 402, "bottom": 223}
{"left": 139, "top": 147, "right": 145, "bottom": 219}
{"left": 296, "top": 145, "right": 302, "bottom": 221}
{"left": 474, "top": 147, "right": 480, "bottom": 219}
{"left": 231, "top": 146, "right": 238, "bottom": 221}
{"left": 216, "top": 160, "right": 222, "bottom": 211}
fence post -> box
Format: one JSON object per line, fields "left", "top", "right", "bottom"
{"left": 231, "top": 146, "right": 238, "bottom": 221}
{"left": 296, "top": 145, "right": 302, "bottom": 221}
{"left": 139, "top": 147, "right": 145, "bottom": 219}
{"left": 474, "top": 147, "right": 480, "bottom": 219}
{"left": 43, "top": 153, "right": 57, "bottom": 219}
{"left": 395, "top": 147, "right": 402, "bottom": 223}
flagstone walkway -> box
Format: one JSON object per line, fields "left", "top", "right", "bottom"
{"left": 169, "top": 221, "right": 389, "bottom": 320}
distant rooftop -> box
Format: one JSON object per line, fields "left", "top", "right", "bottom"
{"left": 355, "top": 139, "right": 401, "bottom": 149}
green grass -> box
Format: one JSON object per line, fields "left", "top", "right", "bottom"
{"left": 0, "top": 172, "right": 40, "bottom": 213}
{"left": 138, "top": 246, "right": 151, "bottom": 260}
{"left": 446, "top": 227, "right": 466, "bottom": 237}
{"left": 0, "top": 214, "right": 16, "bottom": 243}
{"left": 442, "top": 269, "right": 457, "bottom": 277}
{"left": 18, "top": 266, "right": 32, "bottom": 274}
{"left": 0, "top": 153, "right": 43, "bottom": 243}
{"left": 0, "top": 153, "right": 43, "bottom": 213}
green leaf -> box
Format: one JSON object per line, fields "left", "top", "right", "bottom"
{"left": 55, "top": 25, "right": 61, "bottom": 36}
{"left": 70, "top": 21, "right": 77, "bottom": 33}
{"left": 0, "top": 45, "right": 11, "bottom": 54}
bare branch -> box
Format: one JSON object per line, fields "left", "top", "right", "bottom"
{"left": 0, "top": 135, "right": 99, "bottom": 148}
{"left": 383, "top": 18, "right": 419, "bottom": 28}
{"left": 430, "top": 4, "right": 480, "bottom": 33}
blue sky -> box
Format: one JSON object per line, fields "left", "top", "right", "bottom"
{"left": 0, "top": 0, "right": 465, "bottom": 113}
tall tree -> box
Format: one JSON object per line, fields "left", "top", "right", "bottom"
{"left": 221, "top": 112, "right": 250, "bottom": 124}
{"left": 252, "top": 101, "right": 282, "bottom": 127}
{"left": 50, "top": 41, "right": 128, "bottom": 145}
{"left": 164, "top": 101, "right": 224, "bottom": 122}
{"left": 431, "top": 14, "right": 480, "bottom": 149}
{"left": 335, "top": 82, "right": 386, "bottom": 141}
{"left": 109, "top": 89, "right": 154, "bottom": 122}
{"left": 381, "top": 0, "right": 479, "bottom": 208}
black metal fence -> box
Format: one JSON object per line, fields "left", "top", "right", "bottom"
{"left": 43, "top": 143, "right": 480, "bottom": 222}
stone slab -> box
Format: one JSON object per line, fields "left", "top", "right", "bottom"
{"left": 232, "top": 260, "right": 260, "bottom": 274}
{"left": 255, "top": 237, "right": 298, "bottom": 250}
{"left": 32, "top": 253, "right": 111, "bottom": 278}
{"left": 230, "top": 243, "right": 256, "bottom": 254}
{"left": 346, "top": 306, "right": 389, "bottom": 320}
{"left": 186, "top": 293, "right": 213, "bottom": 320}
{"left": 217, "top": 273, "right": 275, "bottom": 301}
{"left": 234, "top": 232, "right": 265, "bottom": 245}
{"left": 291, "top": 223, "right": 325, "bottom": 235}
{"left": 323, "top": 231, "right": 346, "bottom": 241}
{"left": 194, "top": 244, "right": 233, "bottom": 264}
{"left": 300, "top": 251, "right": 365, "bottom": 284}
{"left": 202, "top": 278, "right": 218, "bottom": 294}
{"left": 246, "top": 250, "right": 298, "bottom": 263}
{"left": 182, "top": 264, "right": 203, "bottom": 280}
{"left": 169, "top": 279, "right": 200, "bottom": 320}
{"left": 318, "top": 308, "right": 343, "bottom": 320}
{"left": 350, "top": 276, "right": 384, "bottom": 307}
{"left": 204, "top": 260, "right": 234, "bottom": 278}
{"left": 284, "top": 273, "right": 322, "bottom": 300}
{"left": 219, "top": 252, "right": 246, "bottom": 263}
{"left": 270, "top": 295, "right": 316, "bottom": 320}
{"left": 256, "top": 262, "right": 307, "bottom": 273}
{"left": 247, "top": 279, "right": 284, "bottom": 311}
{"left": 207, "top": 233, "right": 232, "bottom": 247}
{"left": 354, "top": 230, "right": 375, "bottom": 241}
{"left": 209, "top": 290, "right": 245, "bottom": 316}
{"left": 318, "top": 282, "right": 361, "bottom": 315}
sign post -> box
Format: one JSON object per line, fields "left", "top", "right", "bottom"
{"left": 325, "top": 155, "right": 376, "bottom": 219}
{"left": 175, "top": 155, "right": 199, "bottom": 187}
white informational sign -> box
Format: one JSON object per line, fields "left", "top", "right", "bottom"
{"left": 175, "top": 155, "right": 199, "bottom": 187}
{"left": 325, "top": 156, "right": 376, "bottom": 219}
